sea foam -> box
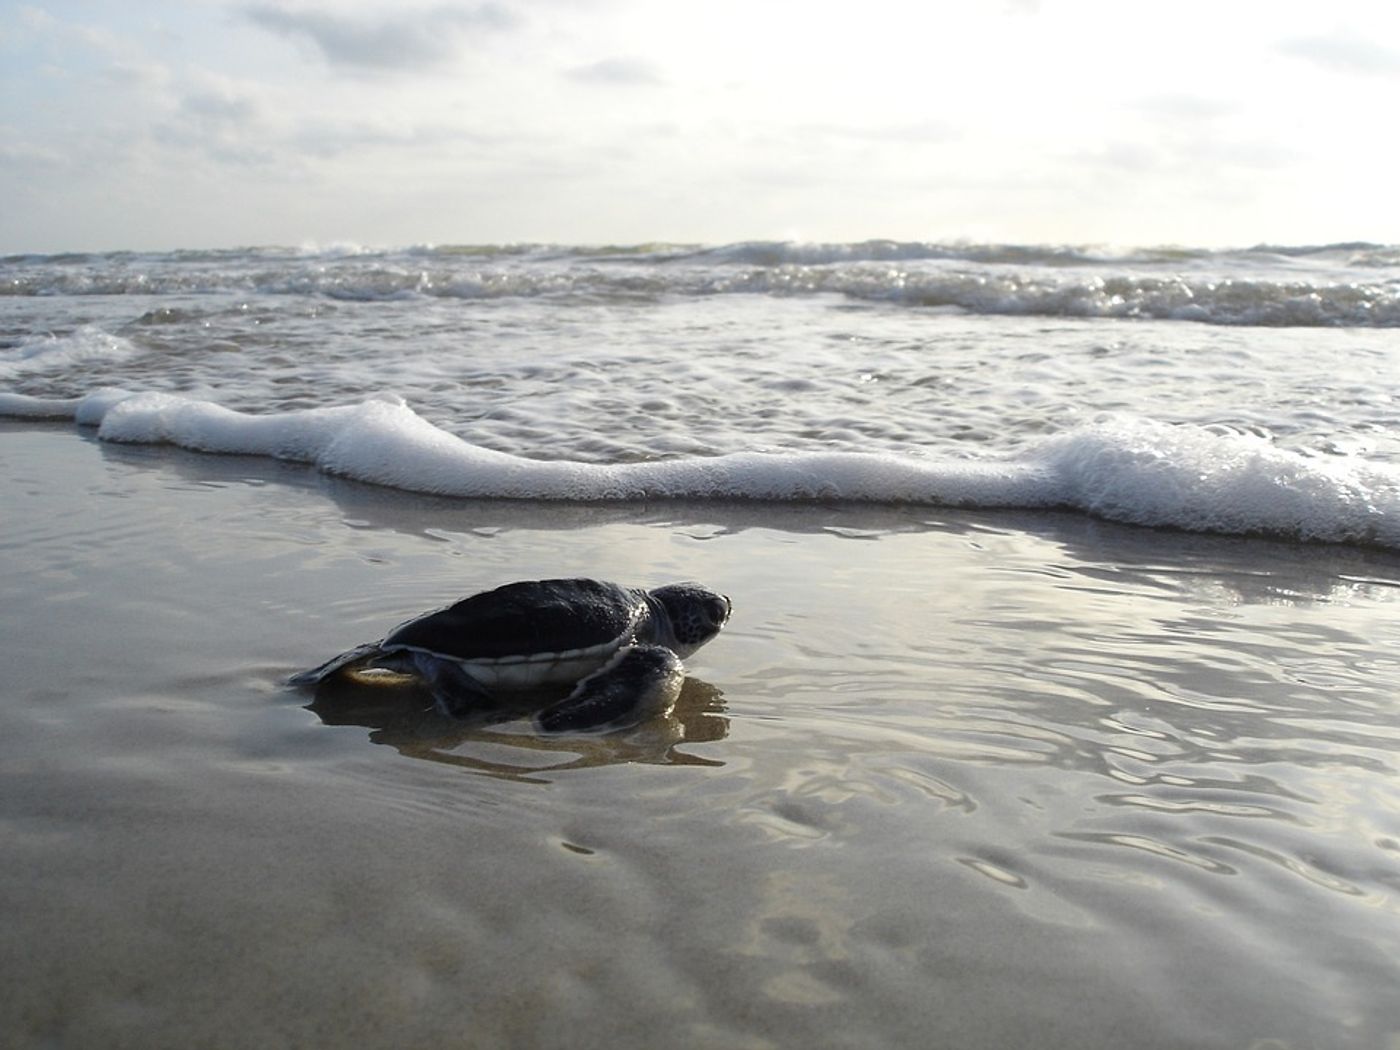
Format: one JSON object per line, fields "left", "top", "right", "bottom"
{"left": 0, "top": 327, "right": 140, "bottom": 379}
{"left": 4, "top": 390, "right": 1398, "bottom": 549}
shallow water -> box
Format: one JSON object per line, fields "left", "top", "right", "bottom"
{"left": 3, "top": 425, "right": 1399, "bottom": 1049}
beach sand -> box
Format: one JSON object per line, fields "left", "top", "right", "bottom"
{"left": 3, "top": 422, "right": 1399, "bottom": 1049}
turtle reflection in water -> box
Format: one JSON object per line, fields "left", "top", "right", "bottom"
{"left": 289, "top": 578, "right": 732, "bottom": 733}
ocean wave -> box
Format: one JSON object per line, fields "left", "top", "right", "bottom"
{"left": 4, "top": 390, "right": 1398, "bottom": 550}
{"left": 703, "top": 267, "right": 1400, "bottom": 326}
{"left": 9, "top": 239, "right": 1394, "bottom": 269}
{"left": 0, "top": 327, "right": 141, "bottom": 379}
{"left": 4, "top": 242, "right": 1397, "bottom": 327}
{"left": 665, "top": 240, "right": 1400, "bottom": 270}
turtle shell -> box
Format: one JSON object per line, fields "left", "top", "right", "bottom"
{"left": 380, "top": 578, "right": 647, "bottom": 688}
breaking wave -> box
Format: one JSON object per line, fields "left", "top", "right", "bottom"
{"left": 4, "top": 242, "right": 1398, "bottom": 327}
{"left": 4, "top": 389, "right": 1398, "bottom": 549}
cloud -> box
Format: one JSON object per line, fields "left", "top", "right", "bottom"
{"left": 15, "top": 5, "right": 57, "bottom": 32}
{"left": 805, "top": 120, "right": 960, "bottom": 146}
{"left": 242, "top": 3, "right": 518, "bottom": 73}
{"left": 1068, "top": 130, "right": 1296, "bottom": 179}
{"left": 1130, "top": 95, "right": 1235, "bottom": 121}
{"left": 1279, "top": 32, "right": 1400, "bottom": 77}
{"left": 565, "top": 56, "right": 664, "bottom": 86}
{"left": 288, "top": 117, "right": 512, "bottom": 158}
{"left": 152, "top": 80, "right": 278, "bottom": 167}
{"left": 180, "top": 89, "right": 260, "bottom": 125}
{"left": 0, "top": 138, "right": 66, "bottom": 170}
{"left": 100, "top": 61, "right": 171, "bottom": 91}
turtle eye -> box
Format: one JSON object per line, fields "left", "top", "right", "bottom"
{"left": 707, "top": 597, "right": 730, "bottom": 626}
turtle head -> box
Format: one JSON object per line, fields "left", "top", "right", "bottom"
{"left": 646, "top": 582, "right": 731, "bottom": 658}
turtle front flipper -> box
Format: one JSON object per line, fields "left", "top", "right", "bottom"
{"left": 534, "top": 645, "right": 684, "bottom": 734}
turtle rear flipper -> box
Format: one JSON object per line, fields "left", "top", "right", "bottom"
{"left": 534, "top": 645, "right": 684, "bottom": 734}
{"left": 287, "top": 642, "right": 386, "bottom": 689}
{"left": 410, "top": 654, "right": 495, "bottom": 718}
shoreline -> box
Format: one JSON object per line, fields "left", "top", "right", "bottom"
{"left": 3, "top": 423, "right": 1399, "bottom": 1050}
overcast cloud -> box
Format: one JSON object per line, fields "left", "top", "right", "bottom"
{"left": 3, "top": 0, "right": 1398, "bottom": 251}
{"left": 566, "top": 56, "right": 665, "bottom": 86}
{"left": 241, "top": 3, "right": 518, "bottom": 73}
{"left": 1278, "top": 31, "right": 1400, "bottom": 76}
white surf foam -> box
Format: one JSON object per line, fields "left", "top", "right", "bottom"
{"left": 0, "top": 327, "right": 141, "bottom": 379}
{"left": 1031, "top": 419, "right": 1398, "bottom": 545}
{"left": 4, "top": 390, "right": 1399, "bottom": 549}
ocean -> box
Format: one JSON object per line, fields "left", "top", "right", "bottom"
{"left": 2, "top": 241, "right": 1399, "bottom": 1048}
{"left": 4, "top": 241, "right": 1400, "bottom": 542}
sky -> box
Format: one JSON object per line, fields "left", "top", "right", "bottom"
{"left": 3, "top": 0, "right": 1399, "bottom": 252}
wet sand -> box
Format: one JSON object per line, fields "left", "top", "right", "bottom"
{"left": 3, "top": 423, "right": 1400, "bottom": 1049}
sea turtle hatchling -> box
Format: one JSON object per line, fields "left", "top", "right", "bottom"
{"left": 289, "top": 578, "right": 732, "bottom": 732}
